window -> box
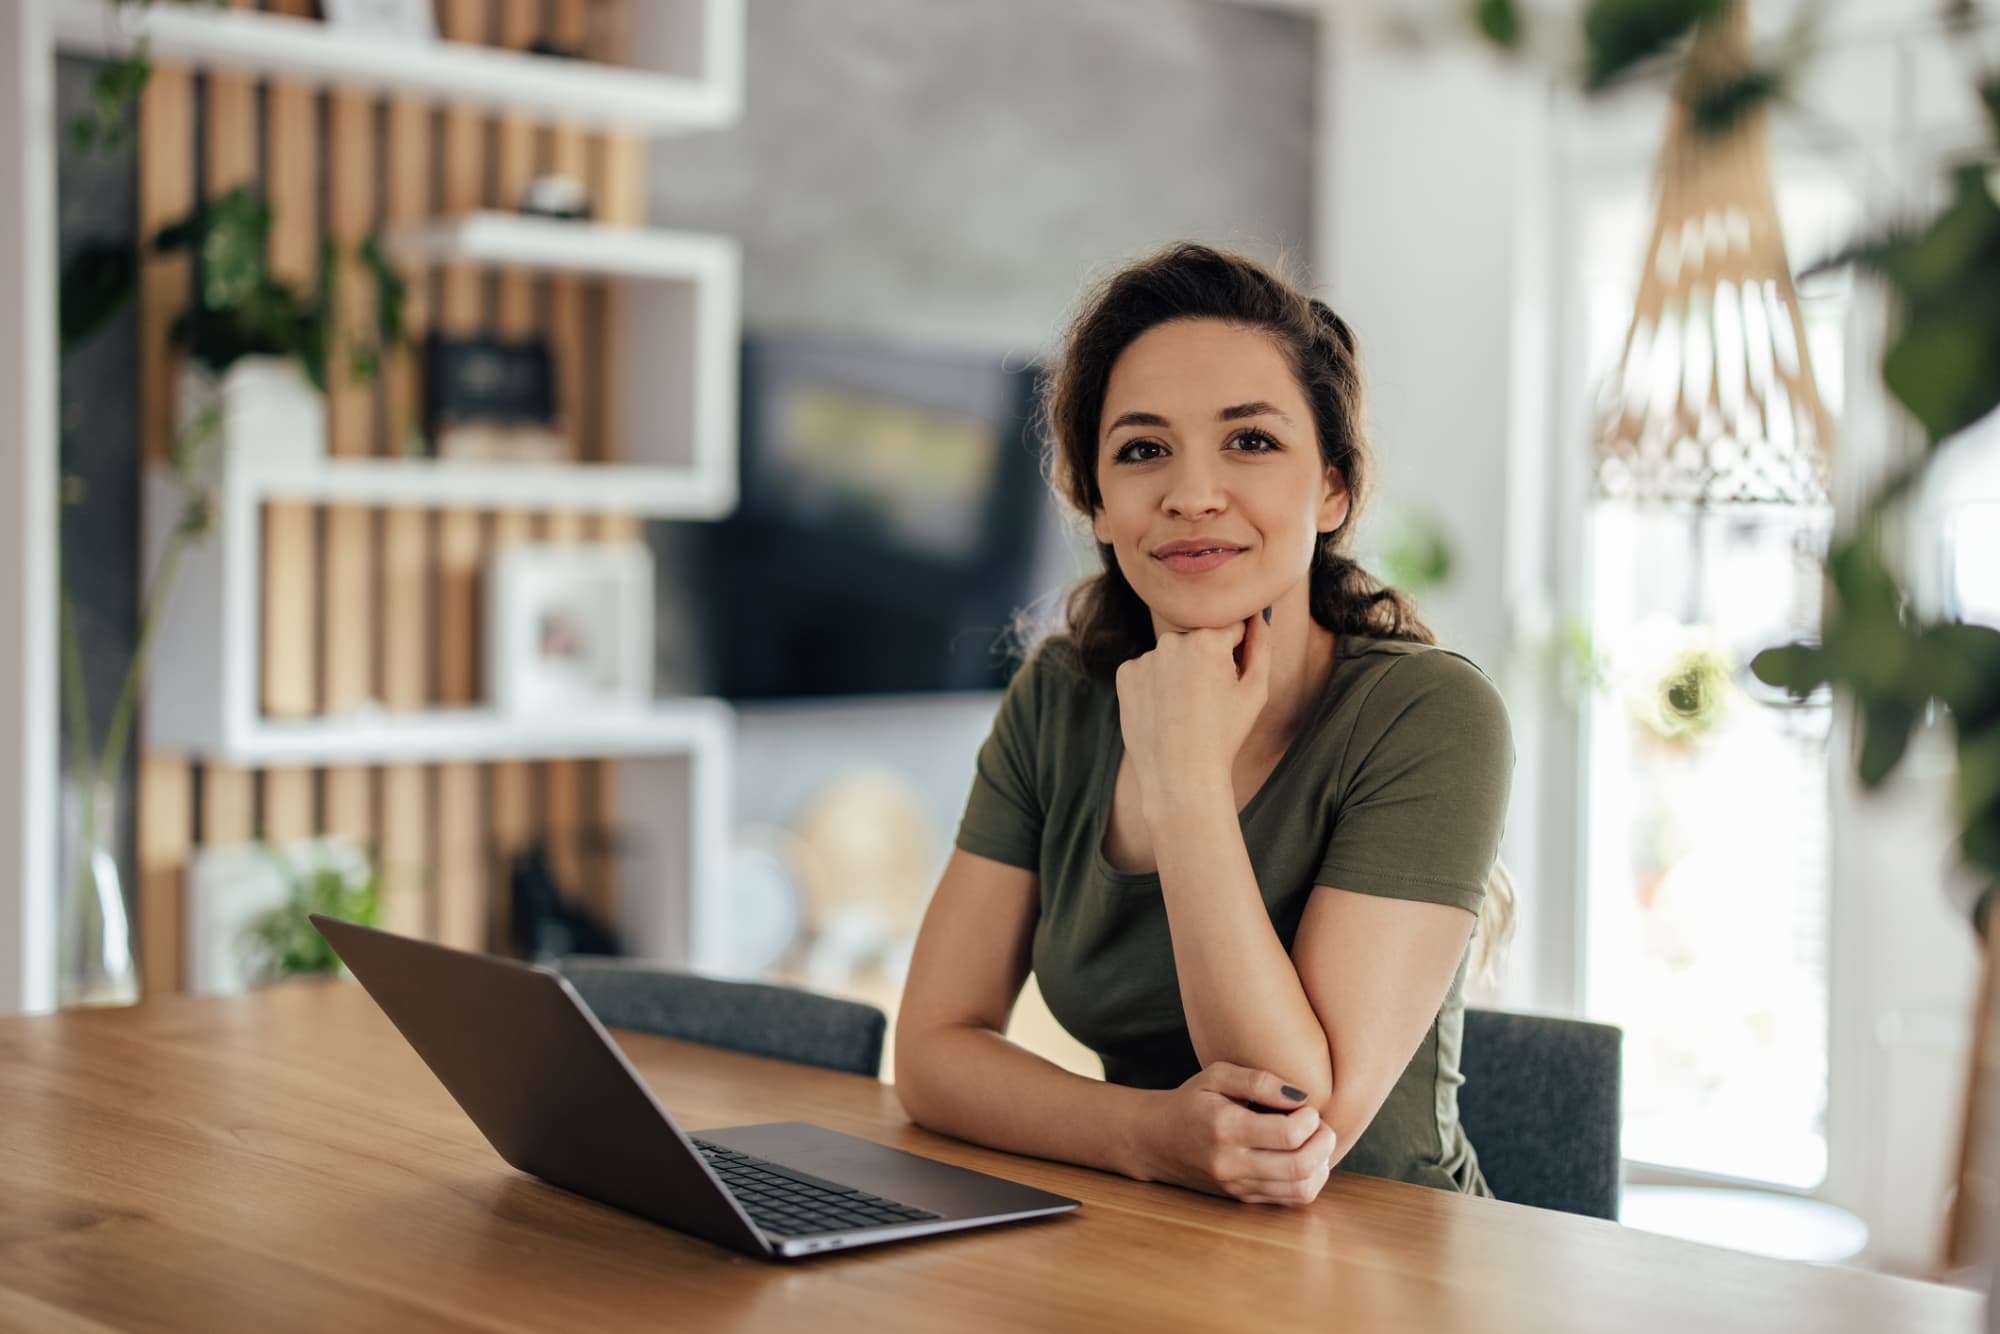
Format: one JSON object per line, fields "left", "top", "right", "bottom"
{"left": 1572, "top": 167, "right": 1857, "bottom": 1188}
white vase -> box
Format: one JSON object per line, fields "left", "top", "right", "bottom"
{"left": 175, "top": 356, "right": 327, "bottom": 478}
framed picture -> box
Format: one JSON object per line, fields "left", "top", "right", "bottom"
{"left": 487, "top": 542, "right": 654, "bottom": 715}
{"left": 319, "top": 0, "right": 437, "bottom": 41}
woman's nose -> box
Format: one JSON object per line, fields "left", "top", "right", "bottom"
{"left": 1161, "top": 455, "right": 1226, "bottom": 519}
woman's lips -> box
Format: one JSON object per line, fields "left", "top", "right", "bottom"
{"left": 1155, "top": 547, "right": 1244, "bottom": 575}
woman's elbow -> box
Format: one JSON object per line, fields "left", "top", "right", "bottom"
{"left": 891, "top": 1020, "right": 952, "bottom": 1126}
{"left": 1316, "top": 1089, "right": 1382, "bottom": 1172}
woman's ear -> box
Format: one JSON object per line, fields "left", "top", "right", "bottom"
{"left": 1092, "top": 506, "right": 1111, "bottom": 546}
{"left": 1318, "top": 469, "right": 1351, "bottom": 535}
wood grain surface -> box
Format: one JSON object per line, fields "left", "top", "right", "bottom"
{"left": 0, "top": 986, "right": 1977, "bottom": 1334}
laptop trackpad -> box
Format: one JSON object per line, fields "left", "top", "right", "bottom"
{"left": 694, "top": 1122, "right": 1077, "bottom": 1222}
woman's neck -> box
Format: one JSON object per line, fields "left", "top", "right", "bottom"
{"left": 1249, "top": 606, "right": 1337, "bottom": 763}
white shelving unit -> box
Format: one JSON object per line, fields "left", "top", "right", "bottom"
{"left": 138, "top": 453, "right": 738, "bottom": 970}
{"left": 53, "top": 0, "right": 744, "bottom": 134}
{"left": 0, "top": 0, "right": 764, "bottom": 1011}
{"left": 9, "top": 0, "right": 754, "bottom": 984}
{"left": 130, "top": 206, "right": 746, "bottom": 970}
{"left": 377, "top": 213, "right": 742, "bottom": 517}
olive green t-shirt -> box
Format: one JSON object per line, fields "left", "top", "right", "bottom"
{"left": 952, "top": 632, "right": 1514, "bottom": 1195}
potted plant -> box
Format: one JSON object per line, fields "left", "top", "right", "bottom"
{"left": 154, "top": 186, "right": 334, "bottom": 473}
{"left": 238, "top": 837, "right": 382, "bottom": 987}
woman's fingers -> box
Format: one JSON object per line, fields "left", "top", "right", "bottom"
{"left": 1220, "top": 1122, "right": 1337, "bottom": 1180}
{"left": 1196, "top": 1061, "right": 1311, "bottom": 1113}
{"left": 1221, "top": 1101, "right": 1323, "bottom": 1152}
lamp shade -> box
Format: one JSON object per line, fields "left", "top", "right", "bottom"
{"left": 1592, "top": 2, "right": 1834, "bottom": 508}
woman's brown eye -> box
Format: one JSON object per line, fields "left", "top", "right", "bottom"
{"left": 1116, "top": 441, "right": 1165, "bottom": 463}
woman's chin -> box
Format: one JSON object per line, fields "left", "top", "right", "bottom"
{"left": 1149, "top": 599, "right": 1266, "bottom": 635}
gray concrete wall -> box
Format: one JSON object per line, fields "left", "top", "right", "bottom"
{"left": 651, "top": 0, "right": 1316, "bottom": 354}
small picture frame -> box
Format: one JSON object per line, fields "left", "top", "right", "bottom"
{"left": 487, "top": 543, "right": 654, "bottom": 715}
{"left": 319, "top": 0, "right": 437, "bottom": 41}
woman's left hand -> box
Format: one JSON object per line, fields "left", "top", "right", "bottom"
{"left": 1114, "top": 608, "right": 1272, "bottom": 818}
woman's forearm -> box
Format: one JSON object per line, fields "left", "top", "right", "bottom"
{"left": 1145, "top": 779, "right": 1335, "bottom": 1103}
{"left": 894, "top": 1022, "right": 1160, "bottom": 1179}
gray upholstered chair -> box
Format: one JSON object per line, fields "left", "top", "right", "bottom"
{"left": 1458, "top": 1007, "right": 1623, "bottom": 1220}
{"left": 554, "top": 957, "right": 888, "bottom": 1079}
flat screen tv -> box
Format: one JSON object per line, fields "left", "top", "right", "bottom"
{"left": 687, "top": 331, "right": 1050, "bottom": 701}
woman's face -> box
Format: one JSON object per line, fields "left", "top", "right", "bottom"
{"left": 1092, "top": 318, "right": 1349, "bottom": 635}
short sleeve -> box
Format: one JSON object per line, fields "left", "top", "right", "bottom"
{"left": 952, "top": 648, "right": 1047, "bottom": 871}
{"left": 1315, "top": 650, "right": 1514, "bottom": 915}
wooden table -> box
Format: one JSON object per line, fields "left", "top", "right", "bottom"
{"left": 0, "top": 983, "right": 1979, "bottom": 1333}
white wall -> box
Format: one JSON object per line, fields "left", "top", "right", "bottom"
{"left": 0, "top": 0, "right": 60, "bottom": 1017}
{"left": 1313, "top": 0, "right": 1995, "bottom": 1271}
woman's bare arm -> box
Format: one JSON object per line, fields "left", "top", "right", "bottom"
{"left": 893, "top": 848, "right": 1157, "bottom": 1177}
{"left": 899, "top": 847, "right": 1342, "bottom": 1201}
{"left": 1146, "top": 777, "right": 1477, "bottom": 1165}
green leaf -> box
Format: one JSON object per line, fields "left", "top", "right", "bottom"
{"left": 198, "top": 190, "right": 273, "bottom": 310}
{"left": 1960, "top": 724, "right": 2000, "bottom": 826}
{"left": 59, "top": 239, "right": 138, "bottom": 358}
{"left": 1881, "top": 312, "right": 2000, "bottom": 443}
{"left": 1582, "top": 0, "right": 1725, "bottom": 91}
{"left": 360, "top": 233, "right": 408, "bottom": 347}
{"left": 1379, "top": 507, "right": 1455, "bottom": 596}
{"left": 1924, "top": 621, "right": 2000, "bottom": 728}
{"left": 1857, "top": 696, "right": 1919, "bottom": 788}
{"left": 1475, "top": 0, "right": 1520, "bottom": 48}
{"left": 1848, "top": 166, "right": 2000, "bottom": 443}
{"left": 348, "top": 338, "right": 379, "bottom": 384}
{"left": 1750, "top": 642, "right": 1828, "bottom": 698}
{"left": 69, "top": 47, "right": 151, "bottom": 160}
{"left": 240, "top": 845, "right": 381, "bottom": 982}
{"left": 1690, "top": 64, "right": 1786, "bottom": 138}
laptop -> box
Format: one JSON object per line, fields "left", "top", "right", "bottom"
{"left": 309, "top": 915, "right": 1080, "bottom": 1260}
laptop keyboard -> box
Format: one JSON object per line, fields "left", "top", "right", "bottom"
{"left": 691, "top": 1138, "right": 943, "bottom": 1238}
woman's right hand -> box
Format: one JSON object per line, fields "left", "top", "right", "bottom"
{"left": 1133, "top": 1062, "right": 1337, "bottom": 1205}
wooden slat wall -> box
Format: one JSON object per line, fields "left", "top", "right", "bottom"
{"left": 195, "top": 13, "right": 262, "bottom": 890}
{"left": 377, "top": 93, "right": 435, "bottom": 941}
{"left": 134, "top": 67, "right": 195, "bottom": 997}
{"left": 321, "top": 85, "right": 377, "bottom": 853}
{"left": 573, "top": 0, "right": 641, "bottom": 924}
{"left": 261, "top": 0, "right": 320, "bottom": 849}
{"left": 134, "top": 0, "right": 647, "bottom": 984}
{"left": 487, "top": 0, "right": 543, "bottom": 954}
{"left": 432, "top": 0, "right": 496, "bottom": 953}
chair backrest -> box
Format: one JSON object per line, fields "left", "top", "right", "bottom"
{"left": 1457, "top": 1007, "right": 1623, "bottom": 1220}
{"left": 554, "top": 958, "right": 888, "bottom": 1079}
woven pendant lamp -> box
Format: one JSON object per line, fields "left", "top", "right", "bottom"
{"left": 1592, "top": 1, "right": 1835, "bottom": 508}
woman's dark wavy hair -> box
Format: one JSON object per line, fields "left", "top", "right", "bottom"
{"left": 1032, "top": 241, "right": 1435, "bottom": 682}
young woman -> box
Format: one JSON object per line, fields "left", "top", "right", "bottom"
{"left": 895, "top": 243, "right": 1515, "bottom": 1205}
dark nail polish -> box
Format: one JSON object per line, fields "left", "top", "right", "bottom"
{"left": 1261, "top": 606, "right": 1273, "bottom": 626}
{"left": 1281, "top": 1085, "right": 1306, "bottom": 1101}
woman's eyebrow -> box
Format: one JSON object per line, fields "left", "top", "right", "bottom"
{"left": 1105, "top": 402, "right": 1295, "bottom": 434}
{"left": 1217, "top": 401, "right": 1292, "bottom": 423}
